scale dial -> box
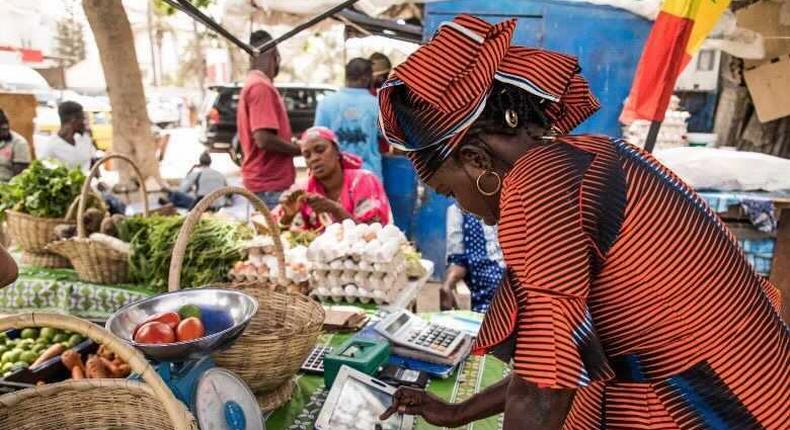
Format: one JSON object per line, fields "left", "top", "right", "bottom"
{"left": 195, "top": 368, "right": 265, "bottom": 430}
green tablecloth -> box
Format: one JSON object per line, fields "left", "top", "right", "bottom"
{"left": 267, "top": 311, "right": 508, "bottom": 430}
{"left": 0, "top": 267, "right": 156, "bottom": 320}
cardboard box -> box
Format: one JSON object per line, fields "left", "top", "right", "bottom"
{"left": 736, "top": 0, "right": 790, "bottom": 68}
{"left": 744, "top": 55, "right": 790, "bottom": 123}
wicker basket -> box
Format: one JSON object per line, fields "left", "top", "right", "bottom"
{"left": 48, "top": 154, "right": 149, "bottom": 284}
{"left": 6, "top": 211, "right": 72, "bottom": 268}
{"left": 0, "top": 312, "right": 196, "bottom": 430}
{"left": 167, "top": 187, "right": 324, "bottom": 406}
{"left": 6, "top": 192, "right": 104, "bottom": 269}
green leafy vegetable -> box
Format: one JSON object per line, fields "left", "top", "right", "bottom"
{"left": 0, "top": 161, "right": 85, "bottom": 221}
{"left": 118, "top": 215, "right": 252, "bottom": 292}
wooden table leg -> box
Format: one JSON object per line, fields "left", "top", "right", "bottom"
{"left": 769, "top": 203, "right": 790, "bottom": 323}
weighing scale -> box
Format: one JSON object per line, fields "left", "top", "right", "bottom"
{"left": 106, "top": 288, "right": 264, "bottom": 430}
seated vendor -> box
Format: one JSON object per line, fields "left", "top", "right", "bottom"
{"left": 0, "top": 245, "right": 18, "bottom": 288}
{"left": 275, "top": 126, "right": 391, "bottom": 231}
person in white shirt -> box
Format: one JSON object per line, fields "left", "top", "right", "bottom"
{"left": 36, "top": 101, "right": 96, "bottom": 172}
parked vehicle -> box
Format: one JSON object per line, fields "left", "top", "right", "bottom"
{"left": 200, "top": 83, "right": 336, "bottom": 165}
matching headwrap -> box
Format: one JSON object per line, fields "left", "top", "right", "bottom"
{"left": 378, "top": 14, "right": 600, "bottom": 181}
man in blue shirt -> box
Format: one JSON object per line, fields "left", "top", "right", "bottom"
{"left": 314, "top": 58, "right": 382, "bottom": 178}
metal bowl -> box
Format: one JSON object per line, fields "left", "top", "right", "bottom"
{"left": 106, "top": 288, "right": 258, "bottom": 362}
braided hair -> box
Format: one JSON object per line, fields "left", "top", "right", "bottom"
{"left": 466, "top": 82, "right": 551, "bottom": 137}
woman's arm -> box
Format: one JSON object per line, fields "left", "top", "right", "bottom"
{"left": 503, "top": 374, "right": 576, "bottom": 430}
{"left": 381, "top": 375, "right": 510, "bottom": 427}
{"left": 441, "top": 263, "right": 467, "bottom": 310}
{"left": 0, "top": 245, "right": 19, "bottom": 288}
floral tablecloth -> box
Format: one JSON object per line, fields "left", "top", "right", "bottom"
{"left": 267, "top": 311, "right": 508, "bottom": 430}
{"left": 0, "top": 267, "right": 155, "bottom": 320}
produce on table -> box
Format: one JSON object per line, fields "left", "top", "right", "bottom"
{"left": 134, "top": 321, "right": 176, "bottom": 344}
{"left": 60, "top": 344, "right": 130, "bottom": 381}
{"left": 85, "top": 354, "right": 109, "bottom": 378}
{"left": 402, "top": 245, "right": 428, "bottom": 278}
{"left": 0, "top": 160, "right": 86, "bottom": 222}
{"left": 176, "top": 317, "right": 205, "bottom": 342}
{"left": 0, "top": 328, "right": 85, "bottom": 378}
{"left": 133, "top": 305, "right": 209, "bottom": 344}
{"left": 118, "top": 215, "right": 252, "bottom": 292}
{"left": 178, "top": 304, "right": 202, "bottom": 320}
{"left": 88, "top": 232, "right": 132, "bottom": 255}
{"left": 140, "top": 311, "right": 181, "bottom": 331}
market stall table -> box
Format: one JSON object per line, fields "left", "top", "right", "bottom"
{"left": 0, "top": 266, "right": 155, "bottom": 320}
{"left": 267, "top": 310, "right": 508, "bottom": 430}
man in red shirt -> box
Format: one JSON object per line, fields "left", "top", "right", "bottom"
{"left": 237, "top": 30, "right": 301, "bottom": 208}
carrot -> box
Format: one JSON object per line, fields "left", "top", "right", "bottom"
{"left": 85, "top": 355, "right": 109, "bottom": 379}
{"left": 60, "top": 349, "right": 84, "bottom": 372}
{"left": 71, "top": 365, "right": 85, "bottom": 380}
{"left": 99, "top": 357, "right": 130, "bottom": 378}
{"left": 97, "top": 344, "right": 115, "bottom": 361}
{"left": 31, "top": 343, "right": 66, "bottom": 369}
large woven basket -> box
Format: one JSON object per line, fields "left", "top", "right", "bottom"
{"left": 0, "top": 312, "right": 196, "bottom": 430}
{"left": 48, "top": 154, "right": 149, "bottom": 284}
{"left": 6, "top": 192, "right": 104, "bottom": 269}
{"left": 167, "top": 187, "right": 324, "bottom": 403}
{"left": 5, "top": 210, "right": 73, "bottom": 268}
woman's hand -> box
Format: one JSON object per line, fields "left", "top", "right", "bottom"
{"left": 305, "top": 194, "right": 351, "bottom": 220}
{"left": 278, "top": 189, "right": 305, "bottom": 217}
{"left": 441, "top": 264, "right": 467, "bottom": 310}
{"left": 380, "top": 387, "right": 461, "bottom": 427}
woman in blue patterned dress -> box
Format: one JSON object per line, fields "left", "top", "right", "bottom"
{"left": 441, "top": 204, "right": 505, "bottom": 312}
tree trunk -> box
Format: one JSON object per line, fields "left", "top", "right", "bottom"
{"left": 227, "top": 40, "right": 247, "bottom": 82}
{"left": 83, "top": 0, "right": 159, "bottom": 184}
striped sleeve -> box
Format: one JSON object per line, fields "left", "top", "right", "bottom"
{"left": 497, "top": 144, "right": 613, "bottom": 389}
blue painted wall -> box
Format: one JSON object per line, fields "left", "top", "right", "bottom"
{"left": 411, "top": 0, "right": 652, "bottom": 280}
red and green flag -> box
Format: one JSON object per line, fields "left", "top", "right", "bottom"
{"left": 621, "top": 0, "right": 731, "bottom": 123}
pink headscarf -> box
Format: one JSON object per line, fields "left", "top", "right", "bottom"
{"left": 300, "top": 126, "right": 363, "bottom": 170}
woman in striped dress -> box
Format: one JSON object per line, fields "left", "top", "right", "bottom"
{"left": 378, "top": 14, "right": 788, "bottom": 429}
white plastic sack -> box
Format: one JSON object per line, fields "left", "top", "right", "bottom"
{"left": 654, "top": 147, "right": 790, "bottom": 192}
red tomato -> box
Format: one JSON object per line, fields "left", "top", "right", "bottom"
{"left": 143, "top": 312, "right": 181, "bottom": 330}
{"left": 134, "top": 321, "right": 176, "bottom": 344}
{"left": 176, "top": 317, "right": 206, "bottom": 342}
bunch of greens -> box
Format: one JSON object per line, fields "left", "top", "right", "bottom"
{"left": 0, "top": 161, "right": 85, "bottom": 221}
{"left": 118, "top": 215, "right": 252, "bottom": 292}
{"left": 281, "top": 230, "right": 318, "bottom": 248}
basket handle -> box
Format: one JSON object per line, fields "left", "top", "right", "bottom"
{"left": 0, "top": 313, "right": 194, "bottom": 430}
{"left": 64, "top": 191, "right": 106, "bottom": 222}
{"left": 77, "top": 154, "right": 149, "bottom": 238}
{"left": 167, "top": 186, "right": 286, "bottom": 291}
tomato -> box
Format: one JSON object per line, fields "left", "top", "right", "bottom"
{"left": 134, "top": 322, "right": 176, "bottom": 344}
{"left": 142, "top": 312, "right": 181, "bottom": 331}
{"left": 176, "top": 317, "right": 206, "bottom": 342}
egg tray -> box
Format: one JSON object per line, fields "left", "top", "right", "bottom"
{"left": 309, "top": 272, "right": 408, "bottom": 305}
{"left": 308, "top": 253, "right": 405, "bottom": 271}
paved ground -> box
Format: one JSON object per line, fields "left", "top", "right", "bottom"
{"left": 160, "top": 127, "right": 241, "bottom": 182}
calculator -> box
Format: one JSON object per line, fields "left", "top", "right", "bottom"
{"left": 374, "top": 310, "right": 464, "bottom": 358}
{"left": 301, "top": 345, "right": 332, "bottom": 374}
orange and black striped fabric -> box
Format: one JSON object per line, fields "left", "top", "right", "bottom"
{"left": 378, "top": 14, "right": 599, "bottom": 182}
{"left": 473, "top": 135, "right": 789, "bottom": 429}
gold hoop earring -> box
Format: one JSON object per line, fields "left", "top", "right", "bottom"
{"left": 476, "top": 171, "right": 502, "bottom": 196}
{"left": 504, "top": 109, "right": 518, "bottom": 128}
